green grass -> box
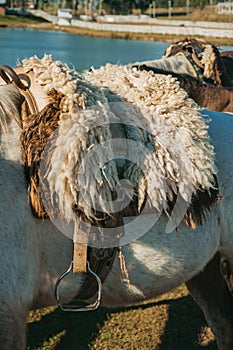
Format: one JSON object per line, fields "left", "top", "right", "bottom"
{"left": 26, "top": 285, "right": 217, "bottom": 350}
{"left": 0, "top": 14, "right": 48, "bottom": 27}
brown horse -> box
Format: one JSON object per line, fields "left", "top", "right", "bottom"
{"left": 163, "top": 37, "right": 233, "bottom": 88}
{"left": 220, "top": 51, "right": 233, "bottom": 81}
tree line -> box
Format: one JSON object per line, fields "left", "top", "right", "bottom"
{"left": 101, "top": 0, "right": 212, "bottom": 14}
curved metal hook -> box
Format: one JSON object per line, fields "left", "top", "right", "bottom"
{"left": 55, "top": 261, "right": 102, "bottom": 312}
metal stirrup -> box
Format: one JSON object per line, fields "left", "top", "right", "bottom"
{"left": 55, "top": 261, "right": 102, "bottom": 312}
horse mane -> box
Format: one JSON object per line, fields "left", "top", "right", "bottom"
{"left": 0, "top": 84, "right": 23, "bottom": 133}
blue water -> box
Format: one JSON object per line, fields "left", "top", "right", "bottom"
{"left": 0, "top": 28, "right": 232, "bottom": 70}
{"left": 0, "top": 28, "right": 169, "bottom": 69}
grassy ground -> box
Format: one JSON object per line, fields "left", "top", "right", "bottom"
{"left": 0, "top": 13, "right": 48, "bottom": 27}
{"left": 27, "top": 19, "right": 233, "bottom": 46}
{"left": 27, "top": 285, "right": 217, "bottom": 350}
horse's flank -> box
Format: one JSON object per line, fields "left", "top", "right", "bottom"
{"left": 1, "top": 59, "right": 233, "bottom": 349}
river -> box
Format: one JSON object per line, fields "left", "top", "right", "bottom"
{"left": 1, "top": 27, "right": 233, "bottom": 69}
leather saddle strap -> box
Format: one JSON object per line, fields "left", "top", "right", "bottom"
{"left": 75, "top": 246, "right": 117, "bottom": 300}
{"left": 20, "top": 88, "right": 39, "bottom": 116}
{"left": 0, "top": 64, "right": 39, "bottom": 115}
{"left": 0, "top": 65, "right": 27, "bottom": 90}
{"left": 75, "top": 214, "right": 124, "bottom": 300}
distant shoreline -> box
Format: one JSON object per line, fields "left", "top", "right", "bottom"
{"left": 4, "top": 22, "right": 233, "bottom": 47}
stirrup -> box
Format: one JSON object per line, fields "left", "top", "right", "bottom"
{"left": 55, "top": 260, "right": 102, "bottom": 312}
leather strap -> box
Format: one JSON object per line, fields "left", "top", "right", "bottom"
{"left": 0, "top": 64, "right": 39, "bottom": 115}
{"left": 0, "top": 64, "right": 27, "bottom": 90}
{"left": 75, "top": 246, "right": 117, "bottom": 300}
{"left": 73, "top": 243, "right": 87, "bottom": 273}
{"left": 74, "top": 214, "right": 124, "bottom": 300}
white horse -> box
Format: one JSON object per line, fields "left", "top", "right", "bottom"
{"left": 0, "top": 58, "right": 233, "bottom": 350}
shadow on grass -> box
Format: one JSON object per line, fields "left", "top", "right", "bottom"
{"left": 159, "top": 295, "right": 217, "bottom": 350}
{"left": 27, "top": 294, "right": 217, "bottom": 350}
{"left": 27, "top": 305, "right": 110, "bottom": 350}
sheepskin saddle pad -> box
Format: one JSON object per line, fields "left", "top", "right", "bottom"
{"left": 163, "top": 37, "right": 220, "bottom": 84}
{"left": 20, "top": 55, "right": 219, "bottom": 246}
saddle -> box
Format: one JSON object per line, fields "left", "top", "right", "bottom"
{"left": 0, "top": 64, "right": 118, "bottom": 310}
{"left": 0, "top": 59, "right": 220, "bottom": 311}
{"left": 163, "top": 37, "right": 232, "bottom": 86}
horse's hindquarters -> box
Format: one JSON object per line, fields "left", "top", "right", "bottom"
{"left": 101, "top": 211, "right": 220, "bottom": 307}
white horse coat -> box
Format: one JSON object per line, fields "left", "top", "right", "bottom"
{"left": 0, "top": 80, "right": 233, "bottom": 349}
{"left": 205, "top": 110, "right": 233, "bottom": 261}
